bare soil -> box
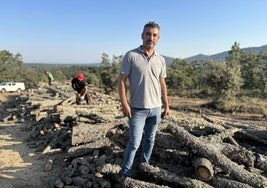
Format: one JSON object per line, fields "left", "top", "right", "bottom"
{"left": 0, "top": 92, "right": 266, "bottom": 187}
{"left": 0, "top": 93, "right": 65, "bottom": 187}
{"left": 0, "top": 121, "right": 49, "bottom": 187}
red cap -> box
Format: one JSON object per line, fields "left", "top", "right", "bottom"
{"left": 76, "top": 72, "right": 84, "bottom": 81}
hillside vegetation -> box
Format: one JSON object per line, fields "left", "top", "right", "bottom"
{"left": 1, "top": 42, "right": 267, "bottom": 114}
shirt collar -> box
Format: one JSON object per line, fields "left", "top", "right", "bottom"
{"left": 137, "top": 45, "right": 158, "bottom": 56}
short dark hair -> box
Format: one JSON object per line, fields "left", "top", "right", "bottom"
{"left": 144, "top": 21, "right": 160, "bottom": 30}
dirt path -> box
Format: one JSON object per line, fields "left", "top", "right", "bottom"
{"left": 0, "top": 93, "right": 57, "bottom": 188}
{"left": 0, "top": 121, "right": 50, "bottom": 188}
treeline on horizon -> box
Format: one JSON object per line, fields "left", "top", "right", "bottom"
{"left": 1, "top": 42, "right": 267, "bottom": 112}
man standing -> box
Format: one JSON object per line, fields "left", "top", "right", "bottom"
{"left": 71, "top": 72, "right": 92, "bottom": 105}
{"left": 118, "top": 21, "right": 170, "bottom": 178}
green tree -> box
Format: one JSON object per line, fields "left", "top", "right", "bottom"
{"left": 240, "top": 51, "right": 262, "bottom": 90}
{"left": 245, "top": 51, "right": 267, "bottom": 96}
{"left": 204, "top": 61, "right": 228, "bottom": 100}
{"left": 99, "top": 54, "right": 122, "bottom": 93}
{"left": 0, "top": 50, "right": 43, "bottom": 87}
{"left": 218, "top": 42, "right": 243, "bottom": 102}
{"left": 101, "top": 53, "right": 110, "bottom": 67}
{"left": 190, "top": 60, "right": 206, "bottom": 89}
{"left": 258, "top": 51, "right": 267, "bottom": 94}
{"left": 0, "top": 50, "right": 22, "bottom": 81}
{"left": 166, "top": 58, "right": 194, "bottom": 90}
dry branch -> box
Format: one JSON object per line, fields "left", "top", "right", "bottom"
{"left": 67, "top": 138, "right": 112, "bottom": 158}
{"left": 204, "top": 127, "right": 240, "bottom": 143}
{"left": 166, "top": 123, "right": 267, "bottom": 188}
{"left": 212, "top": 176, "right": 253, "bottom": 188}
{"left": 193, "top": 157, "right": 214, "bottom": 181}
{"left": 45, "top": 85, "right": 70, "bottom": 98}
{"left": 71, "top": 122, "right": 115, "bottom": 145}
{"left": 200, "top": 115, "right": 226, "bottom": 132}
{"left": 139, "top": 162, "right": 213, "bottom": 188}
{"left": 213, "top": 143, "right": 255, "bottom": 170}
{"left": 124, "top": 177, "right": 170, "bottom": 188}
{"left": 60, "top": 95, "right": 76, "bottom": 106}
{"left": 240, "top": 129, "right": 267, "bottom": 145}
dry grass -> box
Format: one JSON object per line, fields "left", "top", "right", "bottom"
{"left": 168, "top": 95, "right": 267, "bottom": 128}
{"left": 169, "top": 94, "right": 266, "bottom": 115}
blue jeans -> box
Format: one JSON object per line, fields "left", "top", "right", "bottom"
{"left": 121, "top": 107, "right": 161, "bottom": 177}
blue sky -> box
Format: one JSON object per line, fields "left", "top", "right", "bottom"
{"left": 1, "top": 0, "right": 267, "bottom": 64}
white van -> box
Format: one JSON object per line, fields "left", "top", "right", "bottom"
{"left": 0, "top": 82, "right": 25, "bottom": 93}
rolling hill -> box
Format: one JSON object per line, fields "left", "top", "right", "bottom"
{"left": 25, "top": 44, "right": 267, "bottom": 68}
{"left": 164, "top": 44, "right": 267, "bottom": 66}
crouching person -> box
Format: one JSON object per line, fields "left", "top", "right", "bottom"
{"left": 44, "top": 69, "right": 54, "bottom": 86}
{"left": 71, "top": 72, "right": 92, "bottom": 105}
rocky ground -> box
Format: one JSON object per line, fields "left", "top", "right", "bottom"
{"left": 0, "top": 92, "right": 66, "bottom": 188}
{"left": 0, "top": 83, "right": 266, "bottom": 188}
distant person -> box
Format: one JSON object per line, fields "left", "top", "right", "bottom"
{"left": 118, "top": 21, "right": 170, "bottom": 178}
{"left": 71, "top": 72, "right": 92, "bottom": 105}
{"left": 44, "top": 69, "right": 54, "bottom": 86}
